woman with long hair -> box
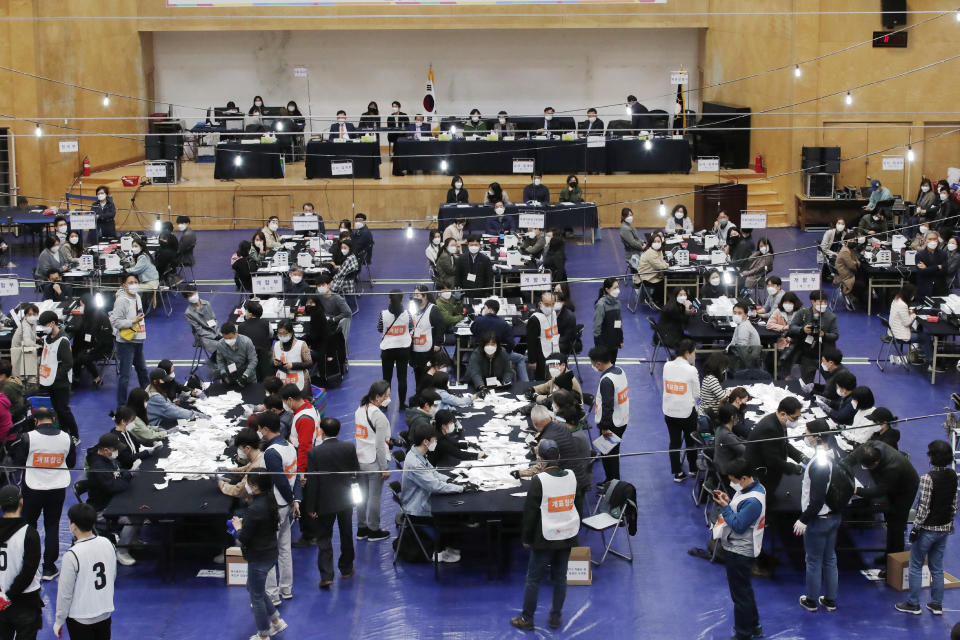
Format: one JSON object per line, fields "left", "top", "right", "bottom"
{"left": 593, "top": 277, "right": 623, "bottom": 364}
{"left": 378, "top": 290, "right": 412, "bottom": 409}
{"left": 355, "top": 380, "right": 392, "bottom": 541}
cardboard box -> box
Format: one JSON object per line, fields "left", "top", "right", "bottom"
{"left": 566, "top": 547, "right": 592, "bottom": 586}
{"left": 225, "top": 546, "right": 247, "bottom": 586}
{"left": 885, "top": 551, "right": 960, "bottom": 592}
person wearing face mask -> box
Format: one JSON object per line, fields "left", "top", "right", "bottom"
{"left": 386, "top": 101, "right": 409, "bottom": 153}
{"left": 758, "top": 276, "right": 784, "bottom": 319}
{"left": 377, "top": 290, "right": 413, "bottom": 408}
{"left": 526, "top": 292, "right": 561, "bottom": 381}
{"left": 404, "top": 113, "right": 431, "bottom": 142}
{"left": 484, "top": 200, "right": 517, "bottom": 235}
{"left": 425, "top": 230, "right": 443, "bottom": 266}
{"left": 727, "top": 302, "right": 762, "bottom": 371}
{"left": 542, "top": 229, "right": 567, "bottom": 283}
{"left": 809, "top": 346, "right": 848, "bottom": 402}
{"left": 248, "top": 95, "right": 265, "bottom": 116}
{"left": 857, "top": 206, "right": 888, "bottom": 236}
{"left": 403, "top": 389, "right": 442, "bottom": 434}
{"left": 484, "top": 182, "right": 512, "bottom": 206}
{"left": 330, "top": 238, "right": 361, "bottom": 296}
{"left": 915, "top": 231, "right": 947, "bottom": 298}
{"left": 929, "top": 186, "right": 958, "bottom": 223}
{"left": 944, "top": 235, "right": 960, "bottom": 285}
{"left": 832, "top": 237, "right": 862, "bottom": 310}
{"left": 550, "top": 293, "right": 577, "bottom": 356}
{"left": 655, "top": 288, "right": 694, "bottom": 349}
{"left": 328, "top": 230, "right": 351, "bottom": 269}
{"left": 493, "top": 111, "right": 517, "bottom": 138}
{"left": 71, "top": 293, "right": 112, "bottom": 389}
{"left": 661, "top": 340, "right": 701, "bottom": 482}
{"left": 665, "top": 204, "right": 694, "bottom": 237}
{"left": 399, "top": 423, "right": 466, "bottom": 563}
{"left": 445, "top": 175, "right": 469, "bottom": 204}
{"left": 579, "top": 107, "right": 604, "bottom": 135}
{"left": 638, "top": 235, "right": 669, "bottom": 303}
{"left": 538, "top": 106, "right": 559, "bottom": 137}
{"left": 744, "top": 396, "right": 804, "bottom": 510}
{"left": 89, "top": 185, "right": 116, "bottom": 243}
{"left": 34, "top": 234, "right": 62, "bottom": 282}
{"left": 726, "top": 228, "right": 754, "bottom": 265}
{"left": 428, "top": 408, "right": 479, "bottom": 466}
{"left": 844, "top": 385, "right": 882, "bottom": 444}
{"left": 592, "top": 278, "right": 624, "bottom": 364}
{"left": 818, "top": 371, "right": 857, "bottom": 426}
{"left": 520, "top": 226, "right": 546, "bottom": 258}
{"left": 619, "top": 208, "right": 645, "bottom": 267}
{"left": 530, "top": 353, "right": 583, "bottom": 405}
{"left": 352, "top": 381, "right": 393, "bottom": 543}
{"left": 219, "top": 428, "right": 264, "bottom": 500}
{"left": 844, "top": 440, "right": 919, "bottom": 560}
{"left": 712, "top": 211, "right": 737, "bottom": 244}
{"left": 740, "top": 238, "right": 774, "bottom": 289}
{"left": 59, "top": 229, "right": 83, "bottom": 268}
{"left": 273, "top": 321, "right": 313, "bottom": 396}
{"left": 41, "top": 269, "right": 73, "bottom": 303}
{"left": 11, "top": 304, "right": 40, "bottom": 383}
{"left": 789, "top": 290, "right": 839, "bottom": 382}
{"left": 441, "top": 217, "right": 467, "bottom": 249}
{"left": 236, "top": 300, "right": 272, "bottom": 379}
{"left": 862, "top": 178, "right": 892, "bottom": 213}
{"left": 84, "top": 433, "right": 139, "bottom": 566}
{"left": 711, "top": 403, "right": 745, "bottom": 477}
{"left": 145, "top": 367, "right": 199, "bottom": 426}
{"left": 351, "top": 212, "right": 374, "bottom": 258}
{"left": 408, "top": 284, "right": 446, "bottom": 378}
{"left": 466, "top": 335, "right": 516, "bottom": 391}
{"left": 865, "top": 407, "right": 901, "bottom": 450}
{"left": 359, "top": 101, "right": 380, "bottom": 133}
{"left": 559, "top": 175, "right": 583, "bottom": 204}
{"left": 108, "top": 406, "right": 158, "bottom": 471}
{"left": 181, "top": 284, "right": 220, "bottom": 354}
{"left": 328, "top": 109, "right": 355, "bottom": 140}
{"left": 463, "top": 108, "right": 487, "bottom": 135}
{"left": 887, "top": 283, "right": 934, "bottom": 368}
{"left": 215, "top": 323, "right": 258, "bottom": 388}
{"left": 109, "top": 274, "right": 148, "bottom": 406}
{"left": 764, "top": 290, "right": 800, "bottom": 364}
{"left": 456, "top": 235, "right": 493, "bottom": 295}
{"left": 910, "top": 178, "right": 938, "bottom": 235}
{"left": 819, "top": 218, "right": 849, "bottom": 267}
{"left": 124, "top": 235, "right": 159, "bottom": 292}
{"left": 259, "top": 216, "right": 281, "bottom": 250}
{"left": 36, "top": 310, "right": 79, "bottom": 440}
{"left": 591, "top": 346, "right": 630, "bottom": 485}
{"left": 698, "top": 269, "right": 726, "bottom": 300}
{"left": 284, "top": 267, "right": 309, "bottom": 305}
{"left": 523, "top": 172, "right": 550, "bottom": 204}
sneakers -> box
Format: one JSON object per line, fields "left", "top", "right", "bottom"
{"left": 318, "top": 579, "right": 334, "bottom": 589}
{"left": 895, "top": 601, "right": 921, "bottom": 615}
{"left": 818, "top": 596, "right": 837, "bottom": 612}
{"left": 356, "top": 527, "right": 370, "bottom": 540}
{"left": 798, "top": 596, "right": 818, "bottom": 612}
{"left": 366, "top": 529, "right": 390, "bottom": 542}
{"left": 509, "top": 616, "right": 534, "bottom": 631}
{"left": 116, "top": 550, "right": 136, "bottom": 566}
{"left": 673, "top": 472, "right": 690, "bottom": 483}
{"left": 926, "top": 602, "right": 943, "bottom": 615}
{"left": 268, "top": 617, "right": 288, "bottom": 636}
{"left": 434, "top": 548, "right": 461, "bottom": 563}
{"left": 548, "top": 612, "right": 562, "bottom": 629}
{"left": 280, "top": 589, "right": 293, "bottom": 600}
{"left": 41, "top": 567, "right": 59, "bottom": 582}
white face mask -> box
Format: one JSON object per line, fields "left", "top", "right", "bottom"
{"left": 443, "top": 423, "right": 455, "bottom": 435}
{"left": 766, "top": 286, "right": 778, "bottom": 296}
{"left": 857, "top": 236, "right": 866, "bottom": 245}
{"left": 498, "top": 117, "right": 506, "bottom": 124}
{"left": 836, "top": 224, "right": 845, "bottom": 232}
{"left": 178, "top": 224, "right": 187, "bottom": 231}
{"left": 785, "top": 418, "right": 797, "bottom": 429}
{"left": 540, "top": 305, "right": 552, "bottom": 315}
{"left": 97, "top": 193, "right": 106, "bottom": 202}
{"left": 245, "top": 483, "right": 254, "bottom": 495}
{"left": 544, "top": 114, "right": 553, "bottom": 121}
{"left": 921, "top": 185, "right": 930, "bottom": 193}
{"left": 941, "top": 193, "right": 949, "bottom": 201}
{"left": 759, "top": 246, "right": 769, "bottom": 255}
{"left": 677, "top": 295, "right": 687, "bottom": 304}
{"left": 495, "top": 207, "right": 505, "bottom": 215}
{"left": 548, "top": 366, "right": 562, "bottom": 378}
{"left": 816, "top": 304, "right": 827, "bottom": 313}
{"left": 821, "top": 361, "right": 830, "bottom": 371}
{"left": 279, "top": 334, "right": 292, "bottom": 343}
{"left": 269, "top": 222, "right": 278, "bottom": 231}
{"left": 927, "top": 241, "right": 939, "bottom": 250}
{"left": 224, "top": 337, "right": 237, "bottom": 347}
{"left": 318, "top": 285, "right": 330, "bottom": 294}
{"left": 588, "top": 116, "right": 596, "bottom": 122}
{"left": 440, "top": 291, "right": 452, "bottom": 300}
{"left": 919, "top": 226, "right": 929, "bottom": 235}
{"left": 651, "top": 241, "right": 662, "bottom": 251}
{"left": 468, "top": 245, "right": 480, "bottom": 255}
{"left": 483, "top": 345, "right": 497, "bottom": 355}
{"left": 24, "top": 315, "right": 37, "bottom": 325}
{"left": 255, "top": 101, "right": 262, "bottom": 107}
{"left": 432, "top": 237, "right": 441, "bottom": 246}
{"left": 188, "top": 294, "right": 200, "bottom": 304}
{"left": 545, "top": 234, "right": 553, "bottom": 241}
{"left": 608, "top": 287, "right": 620, "bottom": 299}
{"left": 709, "top": 278, "right": 721, "bottom": 286}
{"left": 718, "top": 219, "right": 728, "bottom": 227}
{"left": 446, "top": 246, "right": 457, "bottom": 255}
{"left": 132, "top": 247, "right": 141, "bottom": 255}
{"left": 471, "top": 116, "right": 479, "bottom": 123}
{"left": 254, "top": 241, "right": 264, "bottom": 249}
{"left": 57, "top": 225, "right": 67, "bottom": 234}
{"left": 455, "top": 182, "right": 462, "bottom": 189}
{"left": 40, "top": 325, "right": 53, "bottom": 335}
{"left": 338, "top": 117, "right": 346, "bottom": 124}
{"left": 127, "top": 284, "right": 139, "bottom": 295}
{"left": 526, "top": 231, "right": 536, "bottom": 239}
{"left": 729, "top": 481, "right": 742, "bottom": 492}
{"left": 427, "top": 440, "right": 438, "bottom": 452}
{"left": 732, "top": 314, "right": 744, "bottom": 325}
{"left": 381, "top": 395, "right": 391, "bottom": 407}
{"left": 341, "top": 247, "right": 350, "bottom": 256}
{"left": 534, "top": 179, "right": 541, "bottom": 186}
{"left": 553, "top": 302, "right": 563, "bottom": 312}
{"left": 109, "top": 450, "right": 119, "bottom": 460}
{"left": 69, "top": 236, "right": 79, "bottom": 245}
{"left": 948, "top": 243, "right": 958, "bottom": 252}
{"left": 355, "top": 221, "right": 365, "bottom": 229}
{"left": 624, "top": 216, "right": 634, "bottom": 224}
{"left": 290, "top": 275, "right": 303, "bottom": 284}
{"left": 782, "top": 303, "right": 794, "bottom": 313}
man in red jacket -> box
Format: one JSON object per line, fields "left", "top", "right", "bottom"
{"left": 280, "top": 384, "right": 321, "bottom": 548}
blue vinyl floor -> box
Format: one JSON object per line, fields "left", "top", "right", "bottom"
{"left": 3, "top": 225, "right": 958, "bottom": 639}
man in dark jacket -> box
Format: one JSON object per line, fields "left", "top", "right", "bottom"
{"left": 0, "top": 486, "right": 42, "bottom": 637}
{"left": 788, "top": 291, "right": 839, "bottom": 382}
{"left": 813, "top": 346, "right": 848, "bottom": 402}
{"left": 352, "top": 213, "right": 374, "bottom": 261}
{"left": 238, "top": 300, "right": 273, "bottom": 380}
{"left": 846, "top": 440, "right": 920, "bottom": 556}
{"left": 510, "top": 440, "right": 579, "bottom": 632}
{"left": 36, "top": 310, "right": 80, "bottom": 440}
{"left": 176, "top": 215, "right": 197, "bottom": 267}
{"left": 455, "top": 235, "right": 493, "bottom": 295}
{"left": 914, "top": 232, "right": 948, "bottom": 298}
{"left": 303, "top": 418, "right": 360, "bottom": 588}
{"left": 85, "top": 433, "right": 140, "bottom": 565}
{"left": 744, "top": 397, "right": 805, "bottom": 503}
{"left": 528, "top": 406, "right": 589, "bottom": 502}
{"left": 470, "top": 300, "right": 513, "bottom": 347}
{"left": 403, "top": 390, "right": 440, "bottom": 435}
{"left": 526, "top": 292, "right": 559, "bottom": 382}
{"left": 555, "top": 295, "right": 577, "bottom": 356}
{"left": 466, "top": 337, "right": 515, "bottom": 391}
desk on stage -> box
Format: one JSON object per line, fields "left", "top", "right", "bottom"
{"left": 796, "top": 195, "right": 868, "bottom": 230}
{"left": 214, "top": 142, "right": 285, "bottom": 180}
{"left": 305, "top": 140, "right": 381, "bottom": 179}
{"left": 438, "top": 203, "right": 599, "bottom": 241}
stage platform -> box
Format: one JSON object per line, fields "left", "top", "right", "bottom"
{"left": 86, "top": 158, "right": 769, "bottom": 232}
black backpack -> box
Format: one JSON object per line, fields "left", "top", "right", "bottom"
{"left": 825, "top": 458, "right": 856, "bottom": 512}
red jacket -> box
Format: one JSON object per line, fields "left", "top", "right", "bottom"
{"left": 293, "top": 401, "right": 317, "bottom": 472}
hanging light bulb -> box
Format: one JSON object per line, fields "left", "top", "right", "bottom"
{"left": 94, "top": 292, "right": 104, "bottom": 308}
{"left": 34, "top": 124, "right": 42, "bottom": 137}
{"left": 658, "top": 200, "right": 666, "bottom": 217}
{"left": 275, "top": 121, "right": 284, "bottom": 132}
{"left": 844, "top": 91, "right": 853, "bottom": 106}
{"left": 153, "top": 218, "right": 162, "bottom": 232}
{"left": 907, "top": 145, "right": 915, "bottom": 162}
{"left": 102, "top": 94, "right": 110, "bottom": 107}
{"left": 234, "top": 155, "right": 243, "bottom": 167}
{"left": 644, "top": 138, "right": 652, "bottom": 151}
{"left": 794, "top": 65, "right": 802, "bottom": 78}
{"left": 955, "top": 9, "right": 960, "bottom": 21}
{"left": 722, "top": 271, "right": 734, "bottom": 285}
{"left": 405, "top": 222, "right": 413, "bottom": 239}
{"left": 440, "top": 160, "right": 448, "bottom": 171}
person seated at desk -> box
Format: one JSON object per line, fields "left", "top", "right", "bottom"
{"left": 916, "top": 231, "right": 948, "bottom": 298}
{"left": 125, "top": 235, "right": 159, "bottom": 291}
{"left": 109, "top": 407, "right": 158, "bottom": 470}
{"left": 284, "top": 267, "right": 309, "bottom": 303}
{"left": 284, "top": 101, "right": 305, "bottom": 131}
{"left": 216, "top": 323, "right": 258, "bottom": 388}
{"left": 55, "top": 214, "right": 69, "bottom": 243}
{"left": 485, "top": 202, "right": 516, "bottom": 235}
{"left": 470, "top": 299, "right": 513, "bottom": 344}
{"left": 456, "top": 235, "right": 493, "bottom": 294}
{"left": 700, "top": 269, "right": 729, "bottom": 299}
{"left": 35, "top": 235, "right": 62, "bottom": 281}
{"left": 352, "top": 212, "right": 374, "bottom": 259}
{"left": 740, "top": 237, "right": 774, "bottom": 289}
{"left": 665, "top": 204, "right": 694, "bottom": 236}
{"left": 428, "top": 409, "right": 480, "bottom": 465}
{"left": 579, "top": 107, "right": 604, "bottom": 135}
{"left": 41, "top": 269, "right": 73, "bottom": 302}
{"left": 817, "top": 371, "right": 856, "bottom": 425}
{"left": 888, "top": 283, "right": 936, "bottom": 369}
{"left": 446, "top": 176, "right": 468, "bottom": 204}
{"left": 529, "top": 352, "right": 582, "bottom": 404}
{"left": 929, "top": 184, "right": 958, "bottom": 223}
{"left": 463, "top": 109, "right": 487, "bottom": 136}
{"left": 711, "top": 210, "right": 737, "bottom": 244}
{"left": 467, "top": 333, "right": 516, "bottom": 391}
{"left": 819, "top": 219, "right": 849, "bottom": 264}
{"left": 387, "top": 101, "right": 409, "bottom": 151}
{"left": 494, "top": 111, "right": 516, "bottom": 138}
{"left": 399, "top": 423, "right": 466, "bottom": 563}
{"left": 866, "top": 407, "right": 901, "bottom": 450}
{"left": 300, "top": 202, "right": 325, "bottom": 235}
{"left": 218, "top": 427, "right": 264, "bottom": 501}
{"left": 862, "top": 178, "right": 892, "bottom": 212}
{"left": 406, "top": 113, "right": 431, "bottom": 139}
{"left": 558, "top": 175, "right": 583, "bottom": 203}
{"left": 442, "top": 218, "right": 467, "bottom": 247}
{"left": 638, "top": 235, "right": 668, "bottom": 301}
{"left": 521, "top": 227, "right": 546, "bottom": 257}
{"left": 523, "top": 172, "right": 550, "bottom": 203}
{"left": 908, "top": 224, "right": 930, "bottom": 252}
{"left": 755, "top": 276, "right": 785, "bottom": 320}
{"left": 260, "top": 216, "right": 281, "bottom": 250}
{"left": 59, "top": 229, "right": 83, "bottom": 269}
{"left": 329, "top": 110, "right": 356, "bottom": 140}
{"left": 84, "top": 433, "right": 139, "bottom": 566}
{"left": 248, "top": 96, "right": 265, "bottom": 115}
{"left": 726, "top": 228, "right": 754, "bottom": 266}
{"left": 537, "top": 106, "right": 564, "bottom": 137}
{"left": 244, "top": 108, "right": 265, "bottom": 133}
{"left": 728, "top": 302, "right": 762, "bottom": 371}
{"left": 812, "top": 346, "right": 848, "bottom": 402}
{"left": 145, "top": 367, "right": 199, "bottom": 427}
{"left": 484, "top": 182, "right": 511, "bottom": 205}
{"left": 359, "top": 101, "right": 380, "bottom": 133}
{"left": 404, "top": 389, "right": 441, "bottom": 435}
{"left": 858, "top": 210, "right": 888, "bottom": 236}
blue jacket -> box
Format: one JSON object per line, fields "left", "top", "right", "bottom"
{"left": 720, "top": 480, "right": 764, "bottom": 534}
{"left": 146, "top": 390, "right": 194, "bottom": 425}
{"left": 262, "top": 435, "right": 302, "bottom": 505}
{"left": 485, "top": 215, "right": 517, "bottom": 235}
{"left": 470, "top": 313, "right": 513, "bottom": 347}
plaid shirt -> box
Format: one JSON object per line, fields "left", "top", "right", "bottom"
{"left": 914, "top": 468, "right": 958, "bottom": 533}
{"left": 331, "top": 253, "right": 360, "bottom": 295}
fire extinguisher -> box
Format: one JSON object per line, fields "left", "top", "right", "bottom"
{"left": 754, "top": 153, "right": 763, "bottom": 173}
{"left": 82, "top": 156, "right": 91, "bottom": 177}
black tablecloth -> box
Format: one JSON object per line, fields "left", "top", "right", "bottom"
{"left": 606, "top": 138, "right": 691, "bottom": 173}
{"left": 437, "top": 203, "right": 598, "bottom": 233}
{"left": 305, "top": 140, "right": 381, "bottom": 179}
{"left": 214, "top": 142, "right": 285, "bottom": 180}
{"left": 685, "top": 313, "right": 780, "bottom": 345}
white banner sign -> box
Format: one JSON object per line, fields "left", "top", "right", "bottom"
{"left": 670, "top": 71, "right": 689, "bottom": 85}
{"left": 587, "top": 136, "right": 606, "bottom": 148}
{"left": 520, "top": 272, "right": 552, "bottom": 291}
{"left": 145, "top": 162, "right": 167, "bottom": 178}
{"left": 58, "top": 140, "right": 79, "bottom": 153}
{"left": 740, "top": 213, "right": 768, "bottom": 229}
{"left": 69, "top": 213, "right": 96, "bottom": 230}
{"left": 292, "top": 215, "right": 319, "bottom": 232}
{"left": 518, "top": 213, "right": 545, "bottom": 229}
{"left": 789, "top": 272, "right": 822, "bottom": 291}
{"left": 881, "top": 156, "right": 905, "bottom": 171}
{"left": 252, "top": 274, "right": 283, "bottom": 295}
{"left": 698, "top": 157, "right": 719, "bottom": 172}
{"left": 512, "top": 158, "right": 535, "bottom": 174}
{"left": 331, "top": 160, "right": 353, "bottom": 176}
{"left": 0, "top": 279, "right": 18, "bottom": 297}
{"left": 293, "top": 66, "right": 308, "bottom": 78}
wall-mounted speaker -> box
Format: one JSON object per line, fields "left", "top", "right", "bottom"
{"left": 881, "top": 0, "right": 906, "bottom": 29}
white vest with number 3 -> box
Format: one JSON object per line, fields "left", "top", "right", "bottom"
{"left": 38, "top": 336, "right": 72, "bottom": 387}
{"left": 65, "top": 536, "right": 116, "bottom": 620}
{"left": 532, "top": 311, "right": 560, "bottom": 358}
{"left": 712, "top": 488, "right": 766, "bottom": 557}
{"left": 273, "top": 339, "right": 308, "bottom": 390}
{"left": 0, "top": 525, "right": 40, "bottom": 595}
{"left": 538, "top": 470, "right": 579, "bottom": 540}
{"left": 594, "top": 367, "right": 629, "bottom": 427}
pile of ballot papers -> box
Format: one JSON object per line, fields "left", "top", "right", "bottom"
{"left": 448, "top": 392, "right": 533, "bottom": 491}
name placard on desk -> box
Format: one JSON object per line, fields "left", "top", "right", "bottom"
{"left": 710, "top": 250, "right": 727, "bottom": 265}
{"left": 252, "top": 275, "right": 283, "bottom": 295}
{"left": 697, "top": 157, "right": 720, "bottom": 173}
{"left": 331, "top": 160, "right": 353, "bottom": 176}
{"left": 119, "top": 236, "right": 134, "bottom": 252}
{"left": 103, "top": 254, "right": 121, "bottom": 272}
{"left": 674, "top": 250, "right": 690, "bottom": 267}
{"left": 79, "top": 255, "right": 95, "bottom": 271}
{"left": 520, "top": 272, "right": 552, "bottom": 291}
{"left": 518, "top": 213, "right": 544, "bottom": 229}
{"left": 513, "top": 158, "right": 535, "bottom": 174}
{"left": 69, "top": 213, "right": 96, "bottom": 230}
{"left": 740, "top": 213, "right": 767, "bottom": 229}
{"left": 272, "top": 251, "right": 289, "bottom": 269}
{"left": 292, "top": 214, "right": 319, "bottom": 232}
{"left": 789, "top": 271, "right": 821, "bottom": 291}
{"left": 296, "top": 252, "right": 313, "bottom": 268}
{"left": 0, "top": 278, "right": 18, "bottom": 297}
{"left": 587, "top": 136, "right": 606, "bottom": 148}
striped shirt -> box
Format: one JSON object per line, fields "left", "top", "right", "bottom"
{"left": 914, "top": 468, "right": 958, "bottom": 533}
{"left": 699, "top": 374, "right": 727, "bottom": 415}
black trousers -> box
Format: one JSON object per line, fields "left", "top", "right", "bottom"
{"left": 72, "top": 348, "right": 103, "bottom": 383}
{"left": 664, "top": 410, "right": 699, "bottom": 475}
{"left": 21, "top": 485, "right": 65, "bottom": 573}
{"left": 0, "top": 599, "right": 42, "bottom": 640}
{"left": 380, "top": 348, "right": 409, "bottom": 406}
{"left": 409, "top": 350, "right": 433, "bottom": 384}
{"left": 66, "top": 617, "right": 111, "bottom": 640}
{"left": 725, "top": 551, "right": 760, "bottom": 640}
{"left": 45, "top": 384, "right": 78, "bottom": 439}
{"left": 315, "top": 508, "right": 355, "bottom": 582}
{"left": 600, "top": 424, "right": 627, "bottom": 482}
